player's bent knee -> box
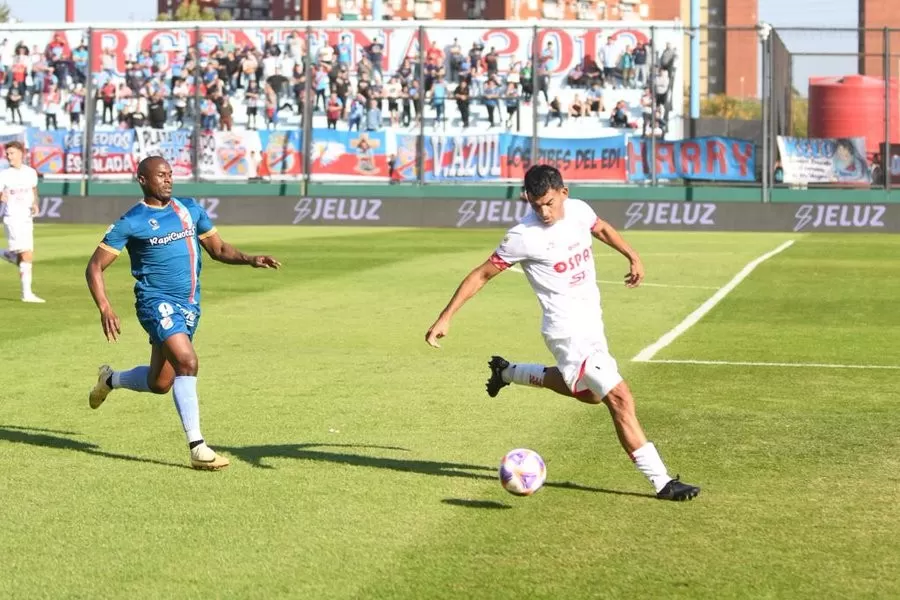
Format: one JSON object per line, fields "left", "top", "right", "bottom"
{"left": 149, "top": 380, "right": 173, "bottom": 394}
{"left": 171, "top": 355, "right": 198, "bottom": 376}
{"left": 580, "top": 351, "right": 624, "bottom": 402}
{"left": 575, "top": 389, "right": 604, "bottom": 405}
{"left": 602, "top": 381, "right": 633, "bottom": 411}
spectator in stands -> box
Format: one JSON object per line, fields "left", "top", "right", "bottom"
{"left": 245, "top": 79, "right": 261, "bottom": 129}
{"left": 406, "top": 79, "right": 421, "bottom": 127}
{"left": 348, "top": 94, "right": 365, "bottom": 131}
{"left": 609, "top": 100, "right": 632, "bottom": 129}
{"left": 586, "top": 82, "right": 605, "bottom": 117}
{"left": 430, "top": 76, "right": 447, "bottom": 130}
{"left": 43, "top": 82, "right": 61, "bottom": 130}
{"left": 599, "top": 37, "right": 619, "bottom": 88}
{"left": 545, "top": 96, "right": 563, "bottom": 127}
{"left": 504, "top": 83, "right": 520, "bottom": 130}
{"left": 448, "top": 38, "right": 463, "bottom": 83}
{"left": 454, "top": 79, "right": 471, "bottom": 129}
{"left": 620, "top": 45, "right": 635, "bottom": 89}
{"left": 385, "top": 76, "right": 401, "bottom": 127}
{"left": 520, "top": 61, "right": 533, "bottom": 101}
{"left": 483, "top": 79, "right": 499, "bottom": 127}
{"left": 367, "top": 37, "right": 385, "bottom": 78}
{"left": 147, "top": 92, "right": 166, "bottom": 129}
{"left": 658, "top": 42, "right": 677, "bottom": 82}
{"left": 326, "top": 92, "right": 342, "bottom": 129}
{"left": 172, "top": 78, "right": 190, "bottom": 128}
{"left": 365, "top": 98, "right": 382, "bottom": 132}
{"left": 6, "top": 86, "right": 22, "bottom": 124}
{"left": 568, "top": 93, "right": 585, "bottom": 121}
{"left": 67, "top": 83, "right": 85, "bottom": 129}
{"left": 537, "top": 42, "right": 552, "bottom": 103}
{"left": 484, "top": 47, "right": 499, "bottom": 79}
{"left": 216, "top": 91, "right": 234, "bottom": 131}
{"left": 652, "top": 67, "right": 670, "bottom": 110}
{"left": 313, "top": 65, "right": 329, "bottom": 111}
{"left": 337, "top": 35, "right": 353, "bottom": 69}
{"left": 633, "top": 42, "right": 649, "bottom": 87}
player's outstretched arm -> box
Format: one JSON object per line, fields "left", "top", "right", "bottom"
{"left": 425, "top": 260, "right": 502, "bottom": 348}
{"left": 85, "top": 247, "right": 122, "bottom": 342}
{"left": 591, "top": 217, "right": 645, "bottom": 288}
{"left": 199, "top": 231, "right": 281, "bottom": 269}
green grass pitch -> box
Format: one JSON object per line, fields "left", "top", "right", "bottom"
{"left": 1, "top": 224, "right": 899, "bottom": 599}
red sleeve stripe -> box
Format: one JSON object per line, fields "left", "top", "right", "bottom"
{"left": 489, "top": 252, "right": 511, "bottom": 271}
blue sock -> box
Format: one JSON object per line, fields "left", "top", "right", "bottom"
{"left": 172, "top": 375, "right": 203, "bottom": 444}
{"left": 111, "top": 366, "right": 151, "bottom": 392}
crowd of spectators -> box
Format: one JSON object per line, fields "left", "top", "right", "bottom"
{"left": 0, "top": 30, "right": 679, "bottom": 138}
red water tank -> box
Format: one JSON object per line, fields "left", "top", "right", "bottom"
{"left": 808, "top": 75, "right": 900, "bottom": 156}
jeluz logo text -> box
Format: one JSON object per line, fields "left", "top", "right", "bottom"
{"left": 149, "top": 226, "right": 196, "bottom": 246}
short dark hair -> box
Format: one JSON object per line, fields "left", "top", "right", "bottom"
{"left": 5, "top": 140, "right": 24, "bottom": 153}
{"left": 523, "top": 165, "right": 565, "bottom": 199}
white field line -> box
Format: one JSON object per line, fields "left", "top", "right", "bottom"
{"left": 644, "top": 359, "right": 900, "bottom": 370}
{"left": 632, "top": 240, "right": 796, "bottom": 363}
{"left": 506, "top": 265, "right": 717, "bottom": 290}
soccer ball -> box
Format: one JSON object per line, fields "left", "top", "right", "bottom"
{"left": 499, "top": 448, "right": 546, "bottom": 496}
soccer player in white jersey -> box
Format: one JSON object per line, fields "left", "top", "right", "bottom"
{"left": 0, "top": 141, "right": 44, "bottom": 303}
{"left": 425, "top": 165, "right": 700, "bottom": 501}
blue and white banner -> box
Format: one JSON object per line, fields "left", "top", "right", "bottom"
{"left": 776, "top": 137, "right": 870, "bottom": 184}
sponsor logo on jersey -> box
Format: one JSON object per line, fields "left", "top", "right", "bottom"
{"left": 793, "top": 204, "right": 886, "bottom": 232}
{"left": 149, "top": 226, "right": 196, "bottom": 246}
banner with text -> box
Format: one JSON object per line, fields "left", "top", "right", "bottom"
{"left": 627, "top": 136, "right": 756, "bottom": 182}
{"left": 395, "top": 132, "right": 627, "bottom": 182}
{"left": 777, "top": 137, "right": 871, "bottom": 185}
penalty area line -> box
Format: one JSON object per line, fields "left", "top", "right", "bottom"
{"left": 643, "top": 359, "right": 900, "bottom": 370}
{"left": 632, "top": 239, "right": 795, "bottom": 363}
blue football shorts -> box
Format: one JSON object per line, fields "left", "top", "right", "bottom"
{"left": 136, "top": 297, "right": 201, "bottom": 345}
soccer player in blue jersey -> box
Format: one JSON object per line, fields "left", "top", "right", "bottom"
{"left": 85, "top": 156, "right": 281, "bottom": 470}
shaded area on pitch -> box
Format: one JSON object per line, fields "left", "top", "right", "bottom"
{"left": 220, "top": 442, "right": 656, "bottom": 499}
{"left": 0, "top": 424, "right": 191, "bottom": 470}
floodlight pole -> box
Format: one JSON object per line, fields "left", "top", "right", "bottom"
{"left": 758, "top": 22, "right": 772, "bottom": 204}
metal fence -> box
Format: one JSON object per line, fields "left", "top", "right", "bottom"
{"left": 0, "top": 21, "right": 897, "bottom": 197}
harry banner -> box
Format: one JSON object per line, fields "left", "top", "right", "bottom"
{"left": 627, "top": 136, "right": 757, "bottom": 182}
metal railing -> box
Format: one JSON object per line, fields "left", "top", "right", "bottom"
{"left": 0, "top": 21, "right": 895, "bottom": 197}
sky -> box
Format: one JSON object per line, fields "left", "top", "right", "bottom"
{"left": 4, "top": 0, "right": 859, "bottom": 93}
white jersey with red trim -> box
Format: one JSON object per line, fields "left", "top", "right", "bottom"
{"left": 489, "top": 198, "right": 605, "bottom": 341}
{"left": 0, "top": 165, "right": 38, "bottom": 221}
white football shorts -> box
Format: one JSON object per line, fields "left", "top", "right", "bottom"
{"left": 3, "top": 218, "right": 33, "bottom": 253}
{"left": 546, "top": 333, "right": 624, "bottom": 399}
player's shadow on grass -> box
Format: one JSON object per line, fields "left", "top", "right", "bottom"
{"left": 219, "top": 442, "right": 655, "bottom": 499}
{"left": 0, "top": 425, "right": 191, "bottom": 470}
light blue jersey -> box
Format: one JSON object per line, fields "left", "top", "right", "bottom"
{"left": 99, "top": 197, "right": 216, "bottom": 344}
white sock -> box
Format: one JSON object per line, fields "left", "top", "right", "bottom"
{"left": 172, "top": 376, "right": 203, "bottom": 444}
{"left": 501, "top": 363, "right": 546, "bottom": 387}
{"left": 630, "top": 442, "right": 673, "bottom": 493}
{"left": 19, "top": 262, "right": 32, "bottom": 296}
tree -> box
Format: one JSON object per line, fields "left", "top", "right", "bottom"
{"left": 157, "top": 0, "right": 231, "bottom": 21}
{"left": 0, "top": 2, "right": 14, "bottom": 23}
